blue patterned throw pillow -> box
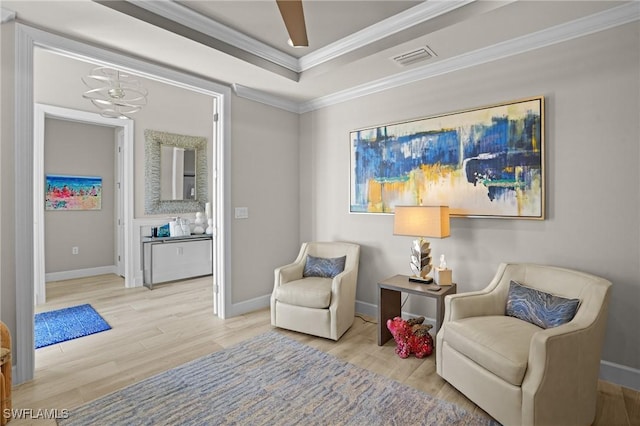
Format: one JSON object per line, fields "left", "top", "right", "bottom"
{"left": 506, "top": 281, "right": 580, "bottom": 329}
{"left": 303, "top": 255, "right": 346, "bottom": 279}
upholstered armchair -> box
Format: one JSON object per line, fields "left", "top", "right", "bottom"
{"left": 271, "top": 242, "right": 360, "bottom": 341}
{"left": 436, "top": 263, "right": 611, "bottom": 426}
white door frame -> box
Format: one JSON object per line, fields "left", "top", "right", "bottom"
{"left": 116, "top": 129, "right": 125, "bottom": 277}
{"left": 14, "top": 23, "right": 232, "bottom": 384}
{"left": 33, "top": 104, "right": 134, "bottom": 305}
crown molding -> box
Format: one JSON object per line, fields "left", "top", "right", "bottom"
{"left": 232, "top": 84, "right": 300, "bottom": 114}
{"left": 298, "top": 0, "right": 475, "bottom": 71}
{"left": 296, "top": 1, "right": 640, "bottom": 113}
{"left": 131, "top": 0, "right": 300, "bottom": 72}
{"left": 1, "top": 7, "right": 16, "bottom": 23}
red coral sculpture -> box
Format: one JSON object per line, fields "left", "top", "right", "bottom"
{"left": 386, "top": 316, "right": 434, "bottom": 359}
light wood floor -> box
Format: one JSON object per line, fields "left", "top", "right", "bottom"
{"left": 10, "top": 274, "right": 640, "bottom": 425}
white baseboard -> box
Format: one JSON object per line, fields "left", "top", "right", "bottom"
{"left": 600, "top": 360, "right": 640, "bottom": 391}
{"left": 133, "top": 272, "right": 144, "bottom": 288}
{"left": 228, "top": 294, "right": 271, "bottom": 317}
{"left": 355, "top": 300, "right": 436, "bottom": 326}
{"left": 355, "top": 300, "right": 377, "bottom": 318}
{"left": 45, "top": 265, "right": 117, "bottom": 282}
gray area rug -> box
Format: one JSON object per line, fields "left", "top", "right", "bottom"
{"left": 59, "top": 331, "right": 499, "bottom": 425}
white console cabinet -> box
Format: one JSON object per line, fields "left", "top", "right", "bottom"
{"left": 143, "top": 235, "right": 212, "bottom": 289}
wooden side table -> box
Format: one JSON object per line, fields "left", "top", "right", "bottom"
{"left": 377, "top": 274, "right": 457, "bottom": 346}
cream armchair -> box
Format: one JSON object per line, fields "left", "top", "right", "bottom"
{"left": 271, "top": 242, "right": 360, "bottom": 341}
{"left": 436, "top": 263, "right": 611, "bottom": 426}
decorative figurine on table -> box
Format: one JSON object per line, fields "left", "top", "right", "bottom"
{"left": 193, "top": 212, "right": 205, "bottom": 235}
{"left": 386, "top": 316, "right": 434, "bottom": 358}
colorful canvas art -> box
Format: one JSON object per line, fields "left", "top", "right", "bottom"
{"left": 45, "top": 174, "right": 102, "bottom": 211}
{"left": 350, "top": 97, "right": 544, "bottom": 218}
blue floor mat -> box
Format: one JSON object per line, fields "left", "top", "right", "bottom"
{"left": 35, "top": 304, "right": 111, "bottom": 349}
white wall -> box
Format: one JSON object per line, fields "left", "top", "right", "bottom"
{"left": 300, "top": 22, "right": 640, "bottom": 375}
{"left": 230, "top": 95, "right": 300, "bottom": 304}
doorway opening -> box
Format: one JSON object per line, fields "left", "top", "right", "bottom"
{"left": 34, "top": 104, "right": 132, "bottom": 304}
{"left": 14, "top": 24, "right": 232, "bottom": 384}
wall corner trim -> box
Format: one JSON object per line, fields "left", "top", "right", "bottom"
{"left": 1, "top": 7, "right": 16, "bottom": 23}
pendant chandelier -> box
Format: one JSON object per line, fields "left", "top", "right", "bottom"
{"left": 82, "top": 67, "right": 148, "bottom": 119}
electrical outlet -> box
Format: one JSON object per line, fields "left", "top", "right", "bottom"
{"left": 72, "top": 246, "right": 79, "bottom": 255}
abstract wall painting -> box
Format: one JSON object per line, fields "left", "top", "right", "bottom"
{"left": 45, "top": 174, "right": 102, "bottom": 211}
{"left": 350, "top": 97, "right": 544, "bottom": 219}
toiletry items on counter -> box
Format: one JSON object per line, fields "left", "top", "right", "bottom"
{"left": 169, "top": 217, "right": 190, "bottom": 237}
{"left": 151, "top": 217, "right": 194, "bottom": 238}
{"left": 154, "top": 223, "right": 170, "bottom": 238}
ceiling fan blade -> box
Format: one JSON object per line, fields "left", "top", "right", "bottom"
{"left": 276, "top": 0, "right": 308, "bottom": 47}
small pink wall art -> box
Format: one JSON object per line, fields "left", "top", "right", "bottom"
{"left": 45, "top": 174, "right": 102, "bottom": 211}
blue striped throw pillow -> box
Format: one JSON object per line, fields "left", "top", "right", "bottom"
{"left": 303, "top": 255, "right": 346, "bottom": 279}
{"left": 506, "top": 281, "right": 580, "bottom": 329}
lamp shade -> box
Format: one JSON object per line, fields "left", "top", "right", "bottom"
{"left": 393, "top": 206, "right": 450, "bottom": 238}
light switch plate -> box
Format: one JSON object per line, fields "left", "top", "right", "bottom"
{"left": 235, "top": 207, "right": 249, "bottom": 219}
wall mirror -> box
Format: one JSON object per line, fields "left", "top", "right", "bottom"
{"left": 145, "top": 129, "right": 208, "bottom": 214}
{"left": 160, "top": 145, "right": 196, "bottom": 201}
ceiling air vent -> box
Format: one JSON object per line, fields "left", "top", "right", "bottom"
{"left": 392, "top": 46, "right": 437, "bottom": 67}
